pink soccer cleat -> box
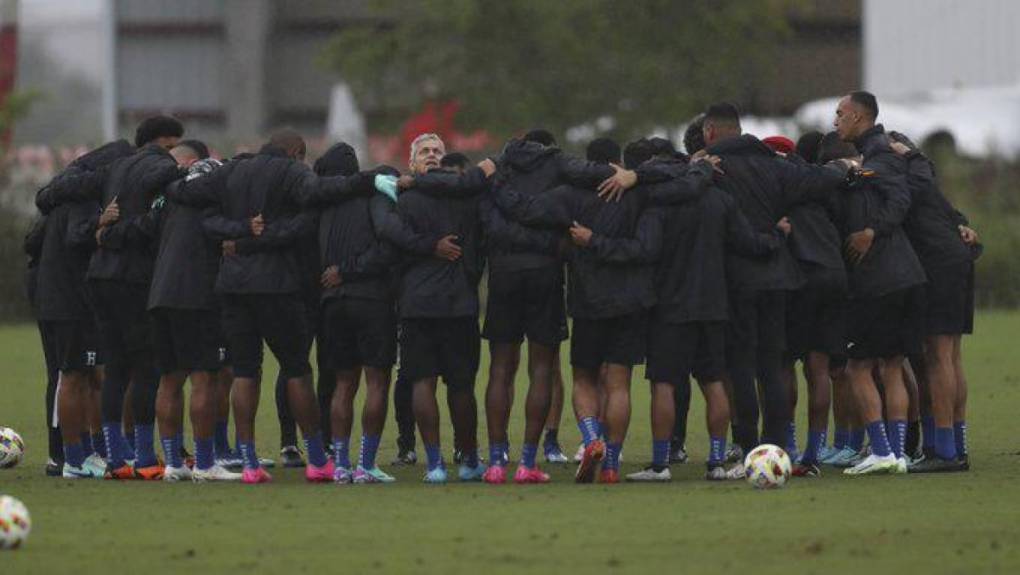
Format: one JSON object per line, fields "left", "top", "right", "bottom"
{"left": 305, "top": 460, "right": 335, "bottom": 483}
{"left": 513, "top": 465, "right": 551, "bottom": 484}
{"left": 241, "top": 467, "right": 272, "bottom": 484}
{"left": 482, "top": 465, "right": 507, "bottom": 485}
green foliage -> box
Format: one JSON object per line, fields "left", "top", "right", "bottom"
{"left": 0, "top": 90, "right": 41, "bottom": 145}
{"left": 320, "top": 0, "right": 799, "bottom": 138}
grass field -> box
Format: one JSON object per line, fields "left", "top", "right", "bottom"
{"left": 2, "top": 313, "right": 1020, "bottom": 574}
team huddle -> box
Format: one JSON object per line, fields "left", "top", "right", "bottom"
{"left": 24, "top": 90, "right": 979, "bottom": 485}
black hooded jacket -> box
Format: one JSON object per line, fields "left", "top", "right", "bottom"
{"left": 23, "top": 215, "right": 47, "bottom": 315}
{"left": 837, "top": 125, "right": 926, "bottom": 298}
{"left": 705, "top": 134, "right": 846, "bottom": 291}
{"left": 900, "top": 150, "right": 973, "bottom": 271}
{"left": 781, "top": 154, "right": 848, "bottom": 290}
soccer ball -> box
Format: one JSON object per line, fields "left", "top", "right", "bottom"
{"left": 743, "top": 444, "right": 792, "bottom": 489}
{"left": 0, "top": 495, "right": 31, "bottom": 550}
{"left": 0, "top": 428, "right": 25, "bottom": 469}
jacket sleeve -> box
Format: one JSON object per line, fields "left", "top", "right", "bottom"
{"left": 479, "top": 193, "right": 561, "bottom": 255}
{"left": 35, "top": 167, "right": 106, "bottom": 213}
{"left": 97, "top": 210, "right": 159, "bottom": 251}
{"left": 294, "top": 166, "right": 375, "bottom": 207}
{"left": 587, "top": 207, "right": 664, "bottom": 264}
{"left": 493, "top": 184, "right": 575, "bottom": 228}
{"left": 235, "top": 210, "right": 317, "bottom": 255}
{"left": 23, "top": 215, "right": 47, "bottom": 259}
{"left": 412, "top": 167, "right": 490, "bottom": 198}
{"left": 201, "top": 208, "right": 250, "bottom": 242}
{"left": 555, "top": 154, "right": 617, "bottom": 189}
{"left": 906, "top": 152, "right": 970, "bottom": 227}
{"left": 65, "top": 203, "right": 99, "bottom": 251}
{"left": 863, "top": 157, "right": 912, "bottom": 237}
{"left": 166, "top": 168, "right": 225, "bottom": 207}
{"left": 369, "top": 196, "right": 441, "bottom": 256}
{"left": 780, "top": 161, "right": 847, "bottom": 208}
{"left": 724, "top": 198, "right": 783, "bottom": 257}
{"left": 644, "top": 161, "right": 714, "bottom": 205}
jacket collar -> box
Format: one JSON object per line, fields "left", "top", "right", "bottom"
{"left": 853, "top": 124, "right": 890, "bottom": 158}
{"left": 705, "top": 133, "right": 775, "bottom": 156}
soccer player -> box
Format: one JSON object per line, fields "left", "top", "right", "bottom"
{"left": 832, "top": 91, "right": 927, "bottom": 475}
{"left": 38, "top": 117, "right": 186, "bottom": 480}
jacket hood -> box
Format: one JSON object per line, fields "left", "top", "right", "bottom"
{"left": 705, "top": 134, "right": 775, "bottom": 157}
{"left": 499, "top": 138, "right": 561, "bottom": 172}
{"left": 314, "top": 142, "right": 360, "bottom": 177}
{"left": 70, "top": 139, "right": 135, "bottom": 171}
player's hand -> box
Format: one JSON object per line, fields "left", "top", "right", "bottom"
{"left": 844, "top": 227, "right": 875, "bottom": 264}
{"left": 597, "top": 164, "right": 638, "bottom": 202}
{"left": 321, "top": 265, "right": 342, "bottom": 288}
{"left": 776, "top": 217, "right": 792, "bottom": 236}
{"left": 99, "top": 198, "right": 120, "bottom": 227}
{"left": 222, "top": 240, "right": 237, "bottom": 257}
{"left": 889, "top": 141, "right": 911, "bottom": 156}
{"left": 959, "top": 225, "right": 979, "bottom": 246}
{"left": 94, "top": 227, "right": 105, "bottom": 246}
{"left": 250, "top": 213, "right": 265, "bottom": 237}
{"left": 569, "top": 221, "right": 593, "bottom": 247}
{"left": 697, "top": 154, "right": 724, "bottom": 175}
{"left": 397, "top": 175, "right": 415, "bottom": 190}
{"left": 434, "top": 234, "right": 462, "bottom": 261}
{"left": 478, "top": 158, "right": 497, "bottom": 178}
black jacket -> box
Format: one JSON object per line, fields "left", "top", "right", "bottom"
{"left": 23, "top": 215, "right": 47, "bottom": 316}
{"left": 35, "top": 201, "right": 99, "bottom": 321}
{"left": 838, "top": 125, "right": 926, "bottom": 298}
{"left": 392, "top": 175, "right": 485, "bottom": 319}
{"left": 166, "top": 147, "right": 373, "bottom": 295}
{"left": 705, "top": 134, "right": 845, "bottom": 291}
{"left": 900, "top": 150, "right": 973, "bottom": 271}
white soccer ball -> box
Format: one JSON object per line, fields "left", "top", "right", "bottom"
{"left": 743, "top": 444, "right": 792, "bottom": 489}
{"left": 0, "top": 428, "right": 25, "bottom": 469}
{"left": 0, "top": 495, "right": 31, "bottom": 550}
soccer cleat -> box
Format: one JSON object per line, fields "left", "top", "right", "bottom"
{"left": 815, "top": 445, "right": 838, "bottom": 463}
{"left": 669, "top": 444, "right": 689, "bottom": 464}
{"left": 575, "top": 440, "right": 605, "bottom": 484}
{"left": 192, "top": 465, "right": 242, "bottom": 482}
{"left": 843, "top": 453, "right": 898, "bottom": 476}
{"left": 598, "top": 469, "right": 620, "bottom": 484}
{"left": 724, "top": 444, "right": 744, "bottom": 464}
{"left": 181, "top": 446, "right": 195, "bottom": 469}
{"left": 892, "top": 458, "right": 908, "bottom": 475}
{"left": 544, "top": 444, "right": 570, "bottom": 464}
{"left": 104, "top": 463, "right": 136, "bottom": 480}
{"left": 135, "top": 465, "right": 165, "bottom": 481}
{"left": 280, "top": 445, "right": 305, "bottom": 468}
{"left": 216, "top": 451, "right": 244, "bottom": 471}
{"left": 354, "top": 466, "right": 396, "bottom": 484}
{"left": 452, "top": 449, "right": 464, "bottom": 465}
{"left": 705, "top": 465, "right": 728, "bottom": 481}
{"left": 513, "top": 465, "right": 551, "bottom": 484}
{"left": 792, "top": 463, "right": 821, "bottom": 478}
{"left": 724, "top": 463, "right": 746, "bottom": 480}
{"left": 423, "top": 467, "right": 448, "bottom": 484}
{"left": 305, "top": 460, "right": 335, "bottom": 483}
{"left": 482, "top": 465, "right": 507, "bottom": 485}
{"left": 62, "top": 464, "right": 101, "bottom": 479}
{"left": 46, "top": 458, "right": 64, "bottom": 477}
{"left": 392, "top": 448, "right": 418, "bottom": 466}
{"left": 959, "top": 454, "right": 970, "bottom": 471}
{"left": 908, "top": 456, "right": 965, "bottom": 474}
{"left": 163, "top": 465, "right": 193, "bottom": 482}
{"left": 258, "top": 457, "right": 276, "bottom": 469}
{"left": 626, "top": 465, "right": 672, "bottom": 482}
{"left": 82, "top": 454, "right": 107, "bottom": 477}
{"left": 573, "top": 443, "right": 585, "bottom": 463}
{"left": 242, "top": 467, "right": 273, "bottom": 484}
{"left": 333, "top": 466, "right": 354, "bottom": 484}
{"left": 458, "top": 463, "right": 486, "bottom": 482}
{"left": 825, "top": 446, "right": 860, "bottom": 467}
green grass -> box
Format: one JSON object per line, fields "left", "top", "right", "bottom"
{"left": 2, "top": 313, "right": 1020, "bottom": 574}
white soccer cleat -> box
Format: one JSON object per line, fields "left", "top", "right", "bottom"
{"left": 625, "top": 466, "right": 671, "bottom": 482}
{"left": 892, "top": 457, "right": 909, "bottom": 474}
{"left": 843, "top": 453, "right": 898, "bottom": 476}
{"left": 82, "top": 454, "right": 107, "bottom": 477}
{"left": 573, "top": 443, "right": 585, "bottom": 463}
{"left": 163, "top": 465, "right": 194, "bottom": 482}
{"left": 725, "top": 463, "right": 747, "bottom": 480}
{"left": 192, "top": 465, "right": 243, "bottom": 482}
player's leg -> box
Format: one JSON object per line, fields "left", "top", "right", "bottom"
{"left": 671, "top": 379, "right": 691, "bottom": 463}
{"left": 87, "top": 366, "right": 106, "bottom": 460}
{"left": 330, "top": 369, "right": 360, "bottom": 483}
{"left": 572, "top": 366, "right": 603, "bottom": 483}
{"left": 796, "top": 351, "right": 832, "bottom": 473}
{"left": 600, "top": 363, "right": 633, "bottom": 483}
{"left": 629, "top": 319, "right": 683, "bottom": 482}
{"left": 924, "top": 334, "right": 957, "bottom": 460}
{"left": 726, "top": 289, "right": 760, "bottom": 453}
{"left": 843, "top": 356, "right": 897, "bottom": 475}
{"left": 354, "top": 366, "right": 392, "bottom": 482}
{"left": 38, "top": 323, "right": 63, "bottom": 475}
{"left": 757, "top": 290, "right": 790, "bottom": 449}
{"left": 58, "top": 369, "right": 91, "bottom": 477}
{"left": 483, "top": 342, "right": 518, "bottom": 479}
{"left": 413, "top": 376, "right": 444, "bottom": 482}
{"left": 952, "top": 336, "right": 968, "bottom": 465}
{"left": 780, "top": 358, "right": 799, "bottom": 459}
{"left": 902, "top": 358, "right": 922, "bottom": 460}
{"left": 441, "top": 317, "right": 484, "bottom": 482}
{"left": 188, "top": 367, "right": 240, "bottom": 481}
{"left": 542, "top": 353, "right": 568, "bottom": 463}
{"left": 516, "top": 340, "right": 555, "bottom": 475}
{"left": 391, "top": 369, "right": 417, "bottom": 465}
{"left": 213, "top": 366, "right": 235, "bottom": 464}
{"left": 274, "top": 370, "right": 298, "bottom": 462}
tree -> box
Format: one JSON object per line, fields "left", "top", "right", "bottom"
{"left": 320, "top": 0, "right": 800, "bottom": 141}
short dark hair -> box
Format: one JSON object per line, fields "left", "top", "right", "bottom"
{"left": 683, "top": 114, "right": 706, "bottom": 155}
{"left": 585, "top": 137, "right": 621, "bottom": 165}
{"left": 134, "top": 115, "right": 184, "bottom": 147}
{"left": 523, "top": 129, "right": 557, "bottom": 147}
{"left": 703, "top": 102, "right": 741, "bottom": 131}
{"left": 648, "top": 137, "right": 677, "bottom": 158}
{"left": 818, "top": 131, "right": 859, "bottom": 164}
{"left": 269, "top": 128, "right": 306, "bottom": 159}
{"left": 440, "top": 152, "right": 470, "bottom": 170}
{"left": 623, "top": 138, "right": 655, "bottom": 170}
{"left": 795, "top": 131, "right": 824, "bottom": 164}
{"left": 849, "top": 91, "right": 879, "bottom": 120}
{"left": 177, "top": 139, "right": 210, "bottom": 160}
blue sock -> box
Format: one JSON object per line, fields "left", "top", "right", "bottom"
{"left": 489, "top": 443, "right": 508, "bottom": 467}
{"left": 652, "top": 439, "right": 670, "bottom": 467}
{"left": 922, "top": 415, "right": 936, "bottom": 451}
{"left": 543, "top": 428, "right": 559, "bottom": 451}
{"left": 332, "top": 438, "right": 350, "bottom": 469}
{"left": 520, "top": 443, "right": 538, "bottom": 468}
{"left": 935, "top": 427, "right": 957, "bottom": 460}
{"left": 865, "top": 420, "right": 891, "bottom": 457}
{"left": 80, "top": 432, "right": 94, "bottom": 458}
{"left": 785, "top": 421, "right": 798, "bottom": 454}
{"left": 64, "top": 441, "right": 85, "bottom": 468}
{"left": 425, "top": 443, "right": 443, "bottom": 472}
{"left": 304, "top": 435, "right": 327, "bottom": 467}
{"left": 578, "top": 417, "right": 600, "bottom": 446}
{"left": 596, "top": 420, "right": 606, "bottom": 440}
{"left": 803, "top": 430, "right": 827, "bottom": 464}
{"left": 176, "top": 431, "right": 185, "bottom": 455}
{"left": 359, "top": 435, "right": 381, "bottom": 469}
{"left": 238, "top": 441, "right": 260, "bottom": 470}
{"left": 102, "top": 422, "right": 127, "bottom": 467}
{"left": 708, "top": 436, "right": 726, "bottom": 466}
{"left": 604, "top": 442, "right": 622, "bottom": 471}
{"left": 125, "top": 428, "right": 136, "bottom": 453}
{"left": 849, "top": 429, "right": 866, "bottom": 451}
{"left": 195, "top": 437, "right": 214, "bottom": 471}
{"left": 214, "top": 420, "right": 231, "bottom": 456}
{"left": 833, "top": 428, "right": 849, "bottom": 450}
{"left": 161, "top": 436, "right": 183, "bottom": 468}
{"left": 953, "top": 421, "right": 967, "bottom": 457}
{"left": 886, "top": 420, "right": 906, "bottom": 458}
{"left": 463, "top": 449, "right": 479, "bottom": 468}
{"left": 92, "top": 432, "right": 107, "bottom": 459}
{"left": 134, "top": 424, "right": 157, "bottom": 467}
